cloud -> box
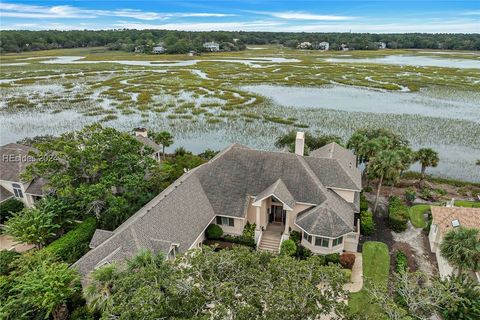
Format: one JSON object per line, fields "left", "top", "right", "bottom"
{"left": 256, "top": 11, "right": 355, "bottom": 21}
{"left": 114, "top": 20, "right": 283, "bottom": 31}
{"left": 0, "top": 2, "right": 234, "bottom": 21}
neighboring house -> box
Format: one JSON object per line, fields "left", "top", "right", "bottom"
{"left": 429, "top": 205, "right": 480, "bottom": 282}
{"left": 318, "top": 41, "right": 330, "bottom": 51}
{"left": 341, "top": 44, "right": 349, "bottom": 51}
{"left": 152, "top": 46, "right": 166, "bottom": 54}
{"left": 133, "top": 128, "right": 162, "bottom": 162}
{"left": 0, "top": 143, "right": 46, "bottom": 207}
{"left": 203, "top": 42, "right": 220, "bottom": 52}
{"left": 376, "top": 42, "right": 387, "bottom": 49}
{"left": 297, "top": 41, "right": 312, "bottom": 49}
{"left": 187, "top": 50, "right": 199, "bottom": 56}
{"left": 134, "top": 46, "right": 144, "bottom": 53}
{"left": 73, "top": 132, "right": 361, "bottom": 277}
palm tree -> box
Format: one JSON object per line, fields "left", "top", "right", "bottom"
{"left": 84, "top": 264, "right": 118, "bottom": 313}
{"left": 361, "top": 137, "right": 391, "bottom": 187}
{"left": 369, "top": 149, "right": 403, "bottom": 212}
{"left": 154, "top": 131, "right": 174, "bottom": 159}
{"left": 415, "top": 148, "right": 439, "bottom": 186}
{"left": 440, "top": 227, "right": 480, "bottom": 275}
{"left": 347, "top": 132, "right": 368, "bottom": 166}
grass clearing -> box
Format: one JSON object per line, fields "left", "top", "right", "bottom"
{"left": 349, "top": 241, "right": 390, "bottom": 319}
{"left": 409, "top": 204, "right": 430, "bottom": 228}
{"left": 454, "top": 200, "right": 480, "bottom": 208}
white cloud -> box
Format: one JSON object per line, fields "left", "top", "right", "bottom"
{"left": 0, "top": 2, "right": 235, "bottom": 21}
{"left": 256, "top": 11, "right": 355, "bottom": 21}
{"left": 114, "top": 20, "right": 283, "bottom": 31}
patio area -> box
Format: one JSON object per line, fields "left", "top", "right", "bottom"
{"left": 0, "top": 234, "right": 34, "bottom": 252}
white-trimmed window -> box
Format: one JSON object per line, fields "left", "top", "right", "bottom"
{"left": 303, "top": 232, "right": 312, "bottom": 243}
{"left": 332, "top": 237, "right": 343, "bottom": 246}
{"left": 315, "top": 237, "right": 329, "bottom": 247}
{"left": 216, "top": 216, "right": 234, "bottom": 227}
{"left": 12, "top": 183, "right": 23, "bottom": 198}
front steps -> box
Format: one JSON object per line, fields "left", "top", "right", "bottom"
{"left": 258, "top": 231, "right": 281, "bottom": 253}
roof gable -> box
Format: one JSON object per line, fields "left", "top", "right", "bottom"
{"left": 253, "top": 178, "right": 295, "bottom": 210}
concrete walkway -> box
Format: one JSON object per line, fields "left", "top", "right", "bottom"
{"left": 343, "top": 252, "right": 363, "bottom": 293}
{"left": 0, "top": 234, "right": 34, "bottom": 252}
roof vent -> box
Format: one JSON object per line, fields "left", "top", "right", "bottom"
{"left": 451, "top": 219, "right": 460, "bottom": 228}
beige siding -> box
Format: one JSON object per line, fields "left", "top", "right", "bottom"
{"left": 301, "top": 236, "right": 344, "bottom": 254}
{"left": 216, "top": 217, "right": 245, "bottom": 236}
{"left": 0, "top": 180, "right": 34, "bottom": 207}
{"left": 330, "top": 188, "right": 355, "bottom": 203}
{"left": 288, "top": 203, "right": 311, "bottom": 232}
{"left": 436, "top": 250, "right": 454, "bottom": 280}
{"left": 428, "top": 224, "right": 440, "bottom": 252}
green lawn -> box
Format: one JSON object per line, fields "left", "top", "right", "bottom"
{"left": 349, "top": 241, "right": 390, "bottom": 318}
{"left": 409, "top": 205, "right": 430, "bottom": 228}
{"left": 455, "top": 200, "right": 480, "bottom": 208}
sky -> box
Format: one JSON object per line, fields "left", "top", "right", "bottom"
{"left": 0, "top": 1, "right": 479, "bottom": 33}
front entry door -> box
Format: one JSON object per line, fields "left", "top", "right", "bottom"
{"left": 271, "top": 205, "right": 285, "bottom": 223}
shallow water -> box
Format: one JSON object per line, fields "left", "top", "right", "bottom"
{"left": 324, "top": 55, "right": 480, "bottom": 69}
{"left": 241, "top": 84, "right": 480, "bottom": 123}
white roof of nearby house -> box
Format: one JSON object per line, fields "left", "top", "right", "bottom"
{"left": 73, "top": 143, "right": 360, "bottom": 276}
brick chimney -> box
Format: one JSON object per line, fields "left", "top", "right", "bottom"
{"left": 295, "top": 132, "right": 305, "bottom": 156}
{"left": 134, "top": 127, "right": 148, "bottom": 138}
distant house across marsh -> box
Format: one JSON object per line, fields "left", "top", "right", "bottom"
{"left": 318, "top": 41, "right": 330, "bottom": 51}
{"left": 203, "top": 41, "right": 220, "bottom": 52}
{"left": 152, "top": 45, "right": 166, "bottom": 54}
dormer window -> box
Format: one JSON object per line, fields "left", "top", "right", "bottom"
{"left": 12, "top": 183, "right": 23, "bottom": 198}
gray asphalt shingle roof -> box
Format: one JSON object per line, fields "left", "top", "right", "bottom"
{"left": 135, "top": 135, "right": 161, "bottom": 153}
{"left": 74, "top": 142, "right": 359, "bottom": 277}
{"left": 0, "top": 143, "right": 37, "bottom": 183}
{"left": 253, "top": 178, "right": 295, "bottom": 209}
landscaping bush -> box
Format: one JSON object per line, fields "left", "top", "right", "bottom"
{"left": 43, "top": 217, "right": 96, "bottom": 264}
{"left": 360, "top": 210, "right": 375, "bottom": 236}
{"left": 0, "top": 198, "right": 24, "bottom": 224}
{"left": 206, "top": 224, "right": 223, "bottom": 240}
{"left": 360, "top": 192, "right": 369, "bottom": 212}
{"left": 280, "top": 239, "right": 297, "bottom": 256}
{"left": 363, "top": 186, "right": 373, "bottom": 193}
{"left": 420, "top": 188, "right": 434, "bottom": 201}
{"left": 342, "top": 268, "right": 352, "bottom": 281}
{"left": 325, "top": 253, "right": 340, "bottom": 265}
{"left": 0, "top": 250, "right": 20, "bottom": 275}
{"left": 388, "top": 196, "right": 409, "bottom": 232}
{"left": 289, "top": 230, "right": 301, "bottom": 244}
{"left": 242, "top": 222, "right": 256, "bottom": 240}
{"left": 222, "top": 234, "right": 255, "bottom": 248}
{"left": 395, "top": 251, "right": 408, "bottom": 273}
{"left": 294, "top": 245, "right": 313, "bottom": 260}
{"left": 404, "top": 187, "right": 416, "bottom": 204}
{"left": 339, "top": 253, "right": 356, "bottom": 269}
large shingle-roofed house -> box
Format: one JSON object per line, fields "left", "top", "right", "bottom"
{"left": 74, "top": 133, "right": 362, "bottom": 277}
{"left": 0, "top": 143, "right": 46, "bottom": 207}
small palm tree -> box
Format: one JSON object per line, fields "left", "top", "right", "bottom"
{"left": 440, "top": 227, "right": 480, "bottom": 275}
{"left": 154, "top": 131, "right": 174, "bottom": 159}
{"left": 415, "top": 148, "right": 439, "bottom": 186}
{"left": 369, "top": 149, "right": 403, "bottom": 212}
{"left": 84, "top": 264, "right": 118, "bottom": 313}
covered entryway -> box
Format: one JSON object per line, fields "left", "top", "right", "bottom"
{"left": 269, "top": 203, "right": 286, "bottom": 224}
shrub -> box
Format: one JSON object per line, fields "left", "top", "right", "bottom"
{"left": 360, "top": 193, "right": 369, "bottom": 212}
{"left": 295, "top": 245, "right": 313, "bottom": 260}
{"left": 360, "top": 210, "right": 375, "bottom": 236}
{"left": 342, "top": 268, "right": 352, "bottom": 281}
{"left": 43, "top": 217, "right": 96, "bottom": 264}
{"left": 70, "top": 306, "right": 95, "bottom": 320}
{"left": 0, "top": 250, "right": 20, "bottom": 275}
{"left": 420, "top": 188, "right": 433, "bottom": 201}
{"left": 388, "top": 196, "right": 409, "bottom": 232}
{"left": 395, "top": 251, "right": 408, "bottom": 273}
{"left": 0, "top": 198, "right": 24, "bottom": 224}
{"left": 404, "top": 188, "right": 416, "bottom": 204}
{"left": 339, "top": 253, "right": 356, "bottom": 269}
{"left": 206, "top": 224, "right": 223, "bottom": 240}
{"left": 363, "top": 186, "right": 373, "bottom": 192}
{"left": 242, "top": 222, "right": 256, "bottom": 240}
{"left": 222, "top": 234, "right": 255, "bottom": 247}
{"left": 290, "top": 230, "right": 301, "bottom": 244}
{"left": 325, "top": 253, "right": 340, "bottom": 265}
{"left": 280, "top": 239, "right": 297, "bottom": 256}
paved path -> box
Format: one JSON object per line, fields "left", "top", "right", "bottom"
{"left": 343, "top": 252, "right": 363, "bottom": 292}
{"left": 0, "top": 234, "right": 34, "bottom": 252}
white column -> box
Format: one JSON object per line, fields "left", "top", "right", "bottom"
{"left": 284, "top": 211, "right": 289, "bottom": 235}
{"left": 255, "top": 206, "right": 261, "bottom": 229}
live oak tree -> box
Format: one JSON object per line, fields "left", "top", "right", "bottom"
{"left": 23, "top": 124, "right": 158, "bottom": 230}
{"left": 86, "top": 247, "right": 349, "bottom": 319}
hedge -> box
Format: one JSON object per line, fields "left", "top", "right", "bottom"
{"left": 388, "top": 196, "right": 409, "bottom": 232}
{"left": 223, "top": 234, "right": 255, "bottom": 248}
{"left": 0, "top": 198, "right": 24, "bottom": 224}
{"left": 360, "top": 210, "right": 375, "bottom": 236}
{"left": 395, "top": 251, "right": 408, "bottom": 273}
{"left": 43, "top": 217, "right": 96, "bottom": 264}
{"left": 360, "top": 192, "right": 369, "bottom": 212}
{"left": 0, "top": 250, "right": 20, "bottom": 276}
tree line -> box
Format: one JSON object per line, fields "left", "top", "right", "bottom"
{"left": 1, "top": 29, "right": 479, "bottom": 53}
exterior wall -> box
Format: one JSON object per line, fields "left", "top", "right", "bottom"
{"left": 215, "top": 216, "right": 245, "bottom": 236}
{"left": 190, "top": 231, "right": 206, "bottom": 249}
{"left": 0, "top": 180, "right": 34, "bottom": 207}
{"left": 330, "top": 188, "right": 355, "bottom": 203}
{"left": 288, "top": 203, "right": 311, "bottom": 232}
{"left": 301, "top": 236, "right": 345, "bottom": 254}
{"left": 344, "top": 224, "right": 360, "bottom": 252}
{"left": 436, "top": 250, "right": 454, "bottom": 280}
{"left": 428, "top": 224, "right": 440, "bottom": 252}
